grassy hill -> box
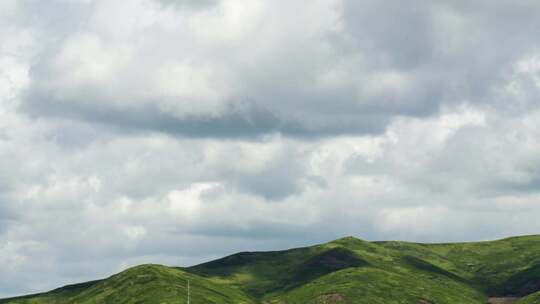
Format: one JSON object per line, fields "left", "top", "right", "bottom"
{"left": 0, "top": 264, "right": 254, "bottom": 304}
{"left": 2, "top": 235, "right": 540, "bottom": 303}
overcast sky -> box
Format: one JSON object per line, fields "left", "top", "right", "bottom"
{"left": 2, "top": 0, "right": 540, "bottom": 297}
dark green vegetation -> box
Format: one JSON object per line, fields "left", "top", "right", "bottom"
{"left": 2, "top": 235, "right": 540, "bottom": 303}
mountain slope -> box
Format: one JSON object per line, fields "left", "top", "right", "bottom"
{"left": 2, "top": 235, "right": 540, "bottom": 303}
{"left": 379, "top": 235, "right": 540, "bottom": 296}
{"left": 517, "top": 291, "right": 540, "bottom": 304}
{"left": 187, "top": 236, "right": 486, "bottom": 303}
{"left": 0, "top": 264, "right": 254, "bottom": 304}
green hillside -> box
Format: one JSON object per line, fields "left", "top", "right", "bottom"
{"left": 517, "top": 291, "right": 540, "bottom": 304}
{"left": 0, "top": 265, "right": 254, "bottom": 304}
{"left": 2, "top": 235, "right": 540, "bottom": 303}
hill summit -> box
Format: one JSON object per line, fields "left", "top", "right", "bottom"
{"left": 2, "top": 235, "right": 540, "bottom": 303}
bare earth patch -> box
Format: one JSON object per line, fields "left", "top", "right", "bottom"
{"left": 317, "top": 293, "right": 344, "bottom": 304}
{"left": 487, "top": 297, "right": 518, "bottom": 304}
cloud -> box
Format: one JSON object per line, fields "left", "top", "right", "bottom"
{"left": 156, "top": 0, "right": 218, "bottom": 10}
{"left": 5, "top": 1, "right": 457, "bottom": 137}
{"left": 3, "top": 0, "right": 540, "bottom": 298}
{"left": 20, "top": 0, "right": 540, "bottom": 139}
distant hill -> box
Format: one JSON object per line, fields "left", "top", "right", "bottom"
{"left": 2, "top": 235, "right": 540, "bottom": 303}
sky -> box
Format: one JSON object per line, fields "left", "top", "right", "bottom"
{"left": 1, "top": 0, "right": 540, "bottom": 297}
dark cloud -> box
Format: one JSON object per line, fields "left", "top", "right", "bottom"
{"left": 341, "top": 1, "right": 434, "bottom": 69}
{"left": 22, "top": 91, "right": 391, "bottom": 139}
{"left": 340, "top": 0, "right": 540, "bottom": 108}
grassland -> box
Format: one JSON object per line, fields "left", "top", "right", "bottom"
{"left": 2, "top": 235, "right": 540, "bottom": 303}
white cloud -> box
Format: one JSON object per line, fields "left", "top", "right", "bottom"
{"left": 167, "top": 183, "right": 217, "bottom": 219}
{"left": 51, "top": 34, "right": 131, "bottom": 88}
{"left": 376, "top": 206, "right": 450, "bottom": 238}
